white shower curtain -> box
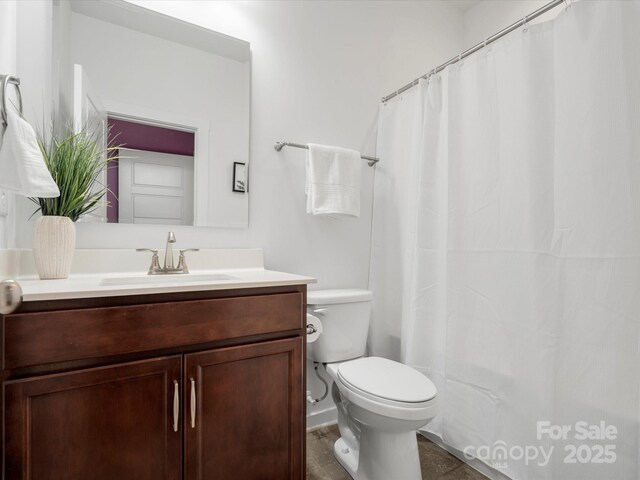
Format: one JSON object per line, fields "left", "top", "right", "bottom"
{"left": 370, "top": 2, "right": 640, "bottom": 479}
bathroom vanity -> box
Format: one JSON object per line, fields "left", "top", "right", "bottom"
{"left": 0, "top": 250, "right": 314, "bottom": 480}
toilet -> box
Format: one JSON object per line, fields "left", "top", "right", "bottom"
{"left": 307, "top": 289, "right": 437, "bottom": 480}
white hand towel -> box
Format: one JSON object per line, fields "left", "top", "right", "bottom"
{"left": 0, "top": 109, "right": 59, "bottom": 198}
{"left": 306, "top": 143, "right": 361, "bottom": 217}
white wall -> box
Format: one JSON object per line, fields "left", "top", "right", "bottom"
{"left": 4, "top": 1, "right": 54, "bottom": 252}
{"left": 7, "top": 0, "right": 465, "bottom": 426}
{"left": 15, "top": 0, "right": 464, "bottom": 289}
{"left": 120, "top": 0, "right": 465, "bottom": 426}
{"left": 0, "top": 0, "right": 55, "bottom": 250}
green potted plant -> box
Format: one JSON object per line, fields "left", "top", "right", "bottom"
{"left": 30, "top": 126, "right": 118, "bottom": 279}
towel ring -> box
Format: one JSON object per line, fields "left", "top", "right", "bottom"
{"left": 1, "top": 75, "right": 23, "bottom": 127}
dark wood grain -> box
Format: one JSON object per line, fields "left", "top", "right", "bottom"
{"left": 3, "top": 330, "right": 300, "bottom": 381}
{"left": 184, "top": 337, "right": 304, "bottom": 480}
{"left": 4, "top": 356, "right": 182, "bottom": 480}
{"left": 1, "top": 285, "right": 308, "bottom": 479}
{"left": 301, "top": 288, "right": 307, "bottom": 480}
{"left": 3, "top": 292, "right": 303, "bottom": 370}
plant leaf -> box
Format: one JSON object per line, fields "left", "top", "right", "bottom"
{"left": 34, "top": 122, "right": 121, "bottom": 222}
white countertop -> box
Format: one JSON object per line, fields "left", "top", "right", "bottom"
{"left": 16, "top": 268, "right": 315, "bottom": 302}
{"left": 1, "top": 249, "right": 316, "bottom": 302}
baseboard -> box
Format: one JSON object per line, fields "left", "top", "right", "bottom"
{"left": 306, "top": 405, "right": 337, "bottom": 431}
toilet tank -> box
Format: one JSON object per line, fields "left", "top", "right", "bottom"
{"left": 307, "top": 289, "right": 373, "bottom": 363}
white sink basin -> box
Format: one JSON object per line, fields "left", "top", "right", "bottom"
{"left": 100, "top": 273, "right": 238, "bottom": 287}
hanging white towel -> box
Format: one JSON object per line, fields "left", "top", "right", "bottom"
{"left": 306, "top": 143, "right": 361, "bottom": 217}
{"left": 0, "top": 109, "right": 59, "bottom": 198}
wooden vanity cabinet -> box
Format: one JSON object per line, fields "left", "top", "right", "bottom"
{"left": 185, "top": 338, "right": 303, "bottom": 480}
{"left": 5, "top": 356, "right": 183, "bottom": 480}
{"left": 0, "top": 285, "right": 306, "bottom": 480}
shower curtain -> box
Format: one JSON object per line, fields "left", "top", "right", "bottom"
{"left": 370, "top": 2, "right": 640, "bottom": 479}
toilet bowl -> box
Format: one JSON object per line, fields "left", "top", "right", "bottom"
{"left": 307, "top": 289, "right": 437, "bottom": 480}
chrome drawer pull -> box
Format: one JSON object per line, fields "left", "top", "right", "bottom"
{"left": 173, "top": 380, "right": 179, "bottom": 432}
{"left": 190, "top": 377, "right": 196, "bottom": 428}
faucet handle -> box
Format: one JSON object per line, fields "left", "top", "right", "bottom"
{"left": 136, "top": 248, "right": 161, "bottom": 274}
{"left": 177, "top": 249, "right": 199, "bottom": 274}
{"left": 136, "top": 248, "right": 158, "bottom": 254}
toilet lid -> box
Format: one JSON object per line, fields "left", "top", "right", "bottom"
{"left": 337, "top": 357, "right": 437, "bottom": 404}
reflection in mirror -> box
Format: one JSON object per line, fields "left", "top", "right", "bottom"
{"left": 51, "top": 0, "right": 251, "bottom": 228}
{"left": 107, "top": 118, "right": 195, "bottom": 225}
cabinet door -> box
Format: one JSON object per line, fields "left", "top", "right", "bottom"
{"left": 185, "top": 337, "right": 304, "bottom": 480}
{"left": 4, "top": 356, "right": 182, "bottom": 480}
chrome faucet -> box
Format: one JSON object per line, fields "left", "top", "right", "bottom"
{"left": 137, "top": 232, "right": 199, "bottom": 275}
{"left": 164, "top": 231, "right": 176, "bottom": 270}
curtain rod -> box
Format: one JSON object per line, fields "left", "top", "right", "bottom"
{"left": 381, "top": 0, "right": 566, "bottom": 103}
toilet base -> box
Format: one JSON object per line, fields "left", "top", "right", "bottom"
{"left": 334, "top": 437, "right": 359, "bottom": 477}
{"left": 333, "top": 428, "right": 423, "bottom": 480}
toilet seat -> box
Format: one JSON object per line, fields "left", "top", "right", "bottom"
{"left": 327, "top": 357, "right": 438, "bottom": 421}
{"left": 337, "top": 357, "right": 437, "bottom": 405}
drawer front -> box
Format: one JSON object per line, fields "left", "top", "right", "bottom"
{"left": 3, "top": 292, "right": 303, "bottom": 370}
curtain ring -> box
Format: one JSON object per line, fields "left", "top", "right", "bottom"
{"left": 522, "top": 15, "right": 529, "bottom": 33}
{"left": 427, "top": 69, "right": 435, "bottom": 83}
{"left": 1, "top": 75, "right": 23, "bottom": 127}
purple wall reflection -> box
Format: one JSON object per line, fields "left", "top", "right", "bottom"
{"left": 106, "top": 118, "right": 195, "bottom": 223}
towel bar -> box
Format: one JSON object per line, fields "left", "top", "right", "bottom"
{"left": 1, "top": 74, "right": 23, "bottom": 127}
{"left": 274, "top": 141, "right": 379, "bottom": 167}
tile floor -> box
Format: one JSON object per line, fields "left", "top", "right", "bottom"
{"left": 306, "top": 425, "right": 488, "bottom": 480}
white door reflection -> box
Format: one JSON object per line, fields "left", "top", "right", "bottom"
{"left": 118, "top": 150, "right": 194, "bottom": 225}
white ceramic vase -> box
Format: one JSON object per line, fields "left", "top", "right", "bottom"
{"left": 33, "top": 216, "right": 76, "bottom": 280}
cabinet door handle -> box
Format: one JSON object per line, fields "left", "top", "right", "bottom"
{"left": 190, "top": 377, "right": 196, "bottom": 428}
{"left": 173, "top": 380, "right": 179, "bottom": 432}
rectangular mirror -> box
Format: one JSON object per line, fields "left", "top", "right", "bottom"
{"left": 51, "top": 0, "right": 251, "bottom": 228}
